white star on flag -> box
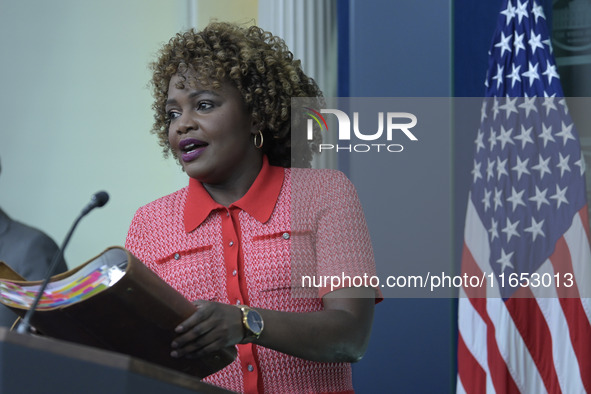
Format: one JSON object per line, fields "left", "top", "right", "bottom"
{"left": 524, "top": 217, "right": 545, "bottom": 241}
{"left": 496, "top": 248, "right": 515, "bottom": 271}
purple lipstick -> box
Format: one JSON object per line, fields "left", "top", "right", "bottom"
{"left": 179, "top": 138, "right": 208, "bottom": 162}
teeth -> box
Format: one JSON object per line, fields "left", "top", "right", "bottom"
{"left": 184, "top": 143, "right": 196, "bottom": 152}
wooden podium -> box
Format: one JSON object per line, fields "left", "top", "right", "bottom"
{"left": 0, "top": 327, "right": 234, "bottom": 393}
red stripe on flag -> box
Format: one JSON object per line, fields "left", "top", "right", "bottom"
{"left": 558, "top": 298, "right": 591, "bottom": 393}
{"left": 578, "top": 206, "right": 591, "bottom": 246}
{"left": 470, "top": 297, "right": 521, "bottom": 394}
{"left": 505, "top": 289, "right": 562, "bottom": 394}
{"left": 461, "top": 243, "right": 521, "bottom": 394}
{"left": 457, "top": 332, "right": 486, "bottom": 394}
{"left": 550, "top": 236, "right": 582, "bottom": 298}
{"left": 461, "top": 243, "right": 487, "bottom": 298}
{"left": 549, "top": 237, "right": 591, "bottom": 393}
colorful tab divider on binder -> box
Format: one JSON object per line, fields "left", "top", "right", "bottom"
{"left": 0, "top": 263, "right": 119, "bottom": 310}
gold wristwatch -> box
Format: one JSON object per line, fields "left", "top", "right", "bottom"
{"left": 238, "top": 306, "right": 264, "bottom": 340}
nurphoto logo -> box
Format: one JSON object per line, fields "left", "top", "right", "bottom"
{"left": 305, "top": 107, "right": 418, "bottom": 153}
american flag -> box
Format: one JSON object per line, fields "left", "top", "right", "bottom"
{"left": 457, "top": 1, "right": 591, "bottom": 393}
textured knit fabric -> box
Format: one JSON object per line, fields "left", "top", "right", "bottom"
{"left": 125, "top": 160, "right": 376, "bottom": 394}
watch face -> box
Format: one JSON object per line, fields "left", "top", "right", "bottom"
{"left": 246, "top": 310, "right": 264, "bottom": 334}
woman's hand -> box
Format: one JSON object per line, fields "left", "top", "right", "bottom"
{"left": 170, "top": 287, "right": 376, "bottom": 363}
{"left": 171, "top": 300, "right": 243, "bottom": 359}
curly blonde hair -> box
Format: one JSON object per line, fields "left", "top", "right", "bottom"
{"left": 150, "top": 22, "right": 323, "bottom": 168}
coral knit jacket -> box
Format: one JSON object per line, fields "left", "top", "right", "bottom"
{"left": 125, "top": 156, "right": 377, "bottom": 394}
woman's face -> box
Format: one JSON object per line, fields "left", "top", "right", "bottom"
{"left": 166, "top": 72, "right": 261, "bottom": 185}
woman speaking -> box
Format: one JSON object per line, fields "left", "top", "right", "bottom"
{"left": 126, "top": 22, "right": 379, "bottom": 394}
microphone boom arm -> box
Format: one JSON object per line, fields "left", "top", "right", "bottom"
{"left": 16, "top": 191, "right": 109, "bottom": 334}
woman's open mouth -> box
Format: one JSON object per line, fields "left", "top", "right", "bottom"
{"left": 179, "top": 138, "right": 208, "bottom": 162}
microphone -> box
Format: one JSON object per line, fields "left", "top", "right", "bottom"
{"left": 81, "top": 191, "right": 109, "bottom": 215}
{"left": 16, "top": 191, "right": 110, "bottom": 334}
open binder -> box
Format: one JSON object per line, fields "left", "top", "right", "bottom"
{"left": 0, "top": 246, "right": 236, "bottom": 379}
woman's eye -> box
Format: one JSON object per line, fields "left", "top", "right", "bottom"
{"left": 167, "top": 111, "right": 181, "bottom": 121}
{"left": 197, "top": 102, "right": 213, "bottom": 111}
